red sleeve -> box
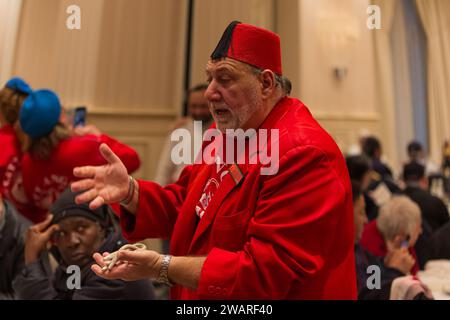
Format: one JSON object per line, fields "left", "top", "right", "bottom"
{"left": 120, "top": 165, "right": 193, "bottom": 242}
{"left": 99, "top": 134, "right": 141, "bottom": 174}
{"left": 0, "top": 127, "right": 19, "bottom": 180}
{"left": 197, "top": 146, "right": 354, "bottom": 299}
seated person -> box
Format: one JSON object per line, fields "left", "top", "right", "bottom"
{"left": 13, "top": 188, "right": 155, "bottom": 300}
{"left": 403, "top": 162, "right": 449, "bottom": 232}
{"left": 362, "top": 136, "right": 394, "bottom": 180}
{"left": 406, "top": 141, "right": 439, "bottom": 176}
{"left": 0, "top": 195, "right": 30, "bottom": 299}
{"left": 352, "top": 184, "right": 431, "bottom": 300}
{"left": 426, "top": 221, "right": 450, "bottom": 261}
{"left": 359, "top": 196, "right": 422, "bottom": 275}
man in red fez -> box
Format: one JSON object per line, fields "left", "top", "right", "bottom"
{"left": 72, "top": 21, "right": 357, "bottom": 299}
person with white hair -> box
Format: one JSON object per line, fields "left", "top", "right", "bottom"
{"left": 359, "top": 195, "right": 423, "bottom": 275}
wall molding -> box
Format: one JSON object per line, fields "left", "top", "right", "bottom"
{"left": 312, "top": 111, "right": 380, "bottom": 122}
{"left": 87, "top": 107, "right": 178, "bottom": 118}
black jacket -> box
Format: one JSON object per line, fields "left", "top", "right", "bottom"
{"left": 426, "top": 221, "right": 450, "bottom": 260}
{"left": 355, "top": 244, "right": 404, "bottom": 300}
{"left": 0, "top": 201, "right": 31, "bottom": 299}
{"left": 404, "top": 186, "right": 449, "bottom": 232}
{"left": 12, "top": 229, "right": 155, "bottom": 300}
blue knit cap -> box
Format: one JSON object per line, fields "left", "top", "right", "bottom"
{"left": 20, "top": 89, "right": 61, "bottom": 139}
{"left": 5, "top": 77, "right": 33, "bottom": 95}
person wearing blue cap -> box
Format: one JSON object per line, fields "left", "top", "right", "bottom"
{"left": 19, "top": 89, "right": 141, "bottom": 223}
{"left": 0, "top": 77, "right": 37, "bottom": 224}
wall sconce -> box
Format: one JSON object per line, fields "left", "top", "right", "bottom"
{"left": 333, "top": 66, "right": 348, "bottom": 80}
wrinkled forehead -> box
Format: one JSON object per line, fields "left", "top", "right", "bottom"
{"left": 206, "top": 58, "right": 251, "bottom": 75}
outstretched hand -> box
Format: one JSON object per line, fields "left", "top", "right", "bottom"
{"left": 71, "top": 143, "right": 129, "bottom": 209}
{"left": 91, "top": 250, "right": 162, "bottom": 282}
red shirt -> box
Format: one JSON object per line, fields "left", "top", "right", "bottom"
{"left": 21, "top": 134, "right": 140, "bottom": 223}
{"left": 120, "top": 97, "right": 357, "bottom": 299}
{"left": 0, "top": 125, "right": 36, "bottom": 218}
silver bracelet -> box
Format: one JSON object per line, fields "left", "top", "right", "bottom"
{"left": 120, "top": 175, "right": 135, "bottom": 206}
{"left": 156, "top": 255, "right": 173, "bottom": 287}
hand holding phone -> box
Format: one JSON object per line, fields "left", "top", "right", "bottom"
{"left": 73, "top": 106, "right": 87, "bottom": 128}
{"left": 401, "top": 235, "right": 411, "bottom": 249}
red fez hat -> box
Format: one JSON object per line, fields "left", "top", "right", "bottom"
{"left": 211, "top": 21, "right": 282, "bottom": 75}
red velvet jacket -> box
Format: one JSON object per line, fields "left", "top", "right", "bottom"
{"left": 121, "top": 97, "right": 357, "bottom": 299}
{"left": 21, "top": 134, "right": 140, "bottom": 223}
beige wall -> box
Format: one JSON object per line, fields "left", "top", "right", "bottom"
{"left": 6, "top": 0, "right": 403, "bottom": 176}
{"left": 190, "top": 0, "right": 275, "bottom": 85}
{"left": 0, "top": 0, "right": 23, "bottom": 85}
{"left": 278, "top": 0, "right": 399, "bottom": 172}
{"left": 4, "top": 1, "right": 419, "bottom": 185}
{"left": 12, "top": 0, "right": 187, "bottom": 184}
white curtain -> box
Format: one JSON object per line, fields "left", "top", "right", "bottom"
{"left": 371, "top": 0, "right": 399, "bottom": 172}
{"left": 416, "top": 0, "right": 450, "bottom": 164}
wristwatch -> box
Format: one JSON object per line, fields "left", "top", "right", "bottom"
{"left": 157, "top": 255, "right": 173, "bottom": 287}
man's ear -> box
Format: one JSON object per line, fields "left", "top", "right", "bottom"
{"left": 259, "top": 70, "right": 276, "bottom": 98}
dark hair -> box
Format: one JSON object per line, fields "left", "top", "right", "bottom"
{"left": 0, "top": 87, "right": 29, "bottom": 125}
{"left": 408, "top": 141, "right": 423, "bottom": 157}
{"left": 351, "top": 180, "right": 363, "bottom": 203}
{"left": 28, "top": 123, "right": 71, "bottom": 160}
{"left": 346, "top": 155, "right": 370, "bottom": 183}
{"left": 282, "top": 77, "right": 292, "bottom": 95}
{"left": 403, "top": 162, "right": 425, "bottom": 182}
{"left": 188, "top": 83, "right": 209, "bottom": 95}
{"left": 362, "top": 136, "right": 381, "bottom": 158}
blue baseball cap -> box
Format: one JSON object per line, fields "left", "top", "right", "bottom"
{"left": 20, "top": 89, "right": 62, "bottom": 139}
{"left": 5, "top": 77, "right": 33, "bottom": 95}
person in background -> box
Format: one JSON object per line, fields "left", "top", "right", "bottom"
{"left": 402, "top": 162, "right": 448, "bottom": 268}
{"left": 0, "top": 77, "right": 35, "bottom": 219}
{"left": 352, "top": 183, "right": 407, "bottom": 299}
{"left": 154, "top": 83, "right": 213, "bottom": 186}
{"left": 0, "top": 195, "right": 30, "bottom": 299}
{"left": 18, "top": 89, "right": 141, "bottom": 223}
{"left": 362, "top": 136, "right": 394, "bottom": 180}
{"left": 12, "top": 188, "right": 155, "bottom": 300}
{"left": 359, "top": 195, "right": 422, "bottom": 275}
{"left": 403, "top": 162, "right": 448, "bottom": 232}
{"left": 406, "top": 141, "right": 439, "bottom": 176}
{"left": 346, "top": 155, "right": 372, "bottom": 192}
{"left": 443, "top": 140, "right": 450, "bottom": 194}
{"left": 361, "top": 136, "right": 401, "bottom": 221}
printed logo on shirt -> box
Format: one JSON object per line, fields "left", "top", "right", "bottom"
{"left": 32, "top": 175, "right": 69, "bottom": 210}
{"left": 195, "top": 162, "right": 229, "bottom": 219}
{"left": 2, "top": 157, "right": 28, "bottom": 206}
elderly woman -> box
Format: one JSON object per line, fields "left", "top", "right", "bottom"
{"left": 359, "top": 195, "right": 423, "bottom": 275}
{"left": 18, "top": 89, "right": 141, "bottom": 223}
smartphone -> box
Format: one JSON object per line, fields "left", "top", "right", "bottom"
{"left": 401, "top": 235, "right": 411, "bottom": 249}
{"left": 73, "top": 106, "right": 87, "bottom": 127}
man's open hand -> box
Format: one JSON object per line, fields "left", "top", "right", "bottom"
{"left": 71, "top": 143, "right": 129, "bottom": 209}
{"left": 91, "top": 250, "right": 162, "bottom": 282}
